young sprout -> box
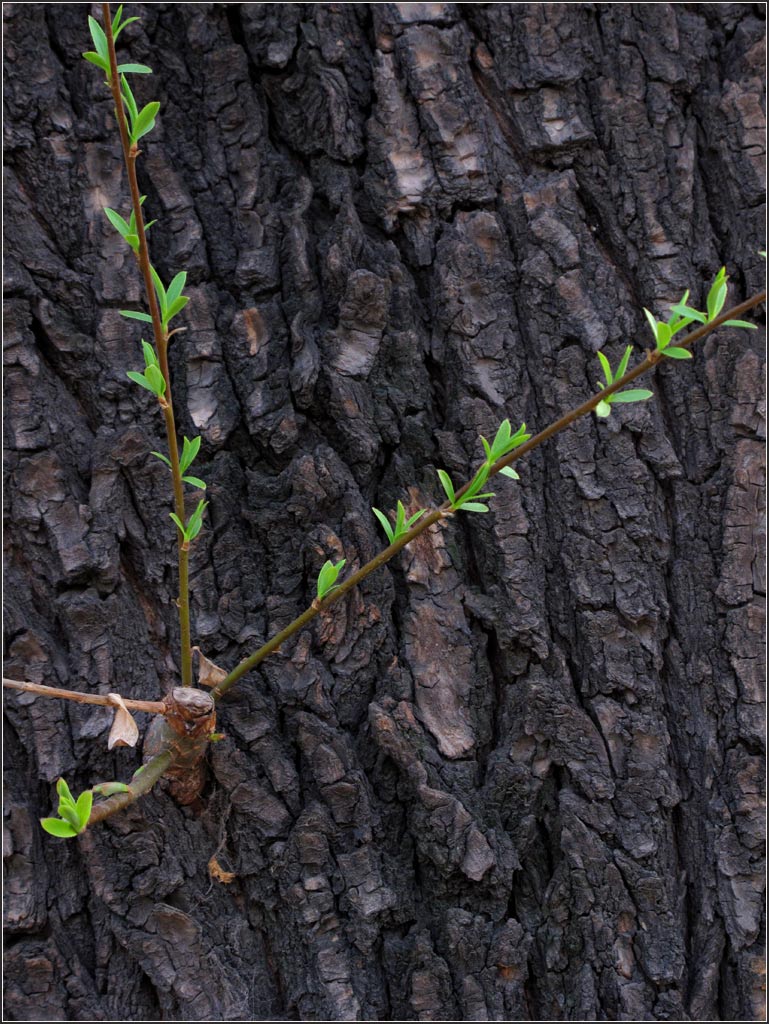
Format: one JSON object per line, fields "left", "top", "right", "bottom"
{"left": 372, "top": 501, "right": 426, "bottom": 544}
{"left": 594, "top": 346, "right": 653, "bottom": 418}
{"left": 170, "top": 499, "right": 208, "bottom": 545}
{"left": 40, "top": 778, "right": 93, "bottom": 838}
{"left": 316, "top": 559, "right": 346, "bottom": 601}
{"left": 103, "top": 196, "right": 156, "bottom": 254}
{"left": 127, "top": 339, "right": 166, "bottom": 398}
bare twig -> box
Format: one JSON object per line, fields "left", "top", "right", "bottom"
{"left": 3, "top": 678, "right": 166, "bottom": 715}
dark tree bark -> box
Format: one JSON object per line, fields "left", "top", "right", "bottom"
{"left": 3, "top": 4, "right": 765, "bottom": 1021}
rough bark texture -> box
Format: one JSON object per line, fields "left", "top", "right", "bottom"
{"left": 3, "top": 4, "right": 765, "bottom": 1021}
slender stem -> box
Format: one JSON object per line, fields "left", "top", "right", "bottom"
{"left": 3, "top": 678, "right": 166, "bottom": 714}
{"left": 102, "top": 3, "right": 192, "bottom": 687}
{"left": 211, "top": 290, "right": 765, "bottom": 700}
{"left": 87, "top": 750, "right": 173, "bottom": 825}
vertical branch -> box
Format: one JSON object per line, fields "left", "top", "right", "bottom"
{"left": 102, "top": 3, "right": 192, "bottom": 687}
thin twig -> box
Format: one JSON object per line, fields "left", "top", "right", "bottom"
{"left": 102, "top": 3, "right": 192, "bottom": 688}
{"left": 3, "top": 678, "right": 166, "bottom": 715}
{"left": 211, "top": 290, "right": 765, "bottom": 700}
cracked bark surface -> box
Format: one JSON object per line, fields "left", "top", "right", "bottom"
{"left": 3, "top": 4, "right": 765, "bottom": 1021}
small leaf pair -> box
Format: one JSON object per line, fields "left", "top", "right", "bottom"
{"left": 103, "top": 196, "right": 155, "bottom": 254}
{"left": 372, "top": 501, "right": 426, "bottom": 545}
{"left": 40, "top": 778, "right": 93, "bottom": 839}
{"left": 152, "top": 268, "right": 189, "bottom": 332}
{"left": 316, "top": 558, "right": 346, "bottom": 601}
{"left": 83, "top": 9, "right": 150, "bottom": 78}
{"left": 594, "top": 346, "right": 653, "bottom": 418}
{"left": 120, "top": 75, "right": 160, "bottom": 145}
{"left": 120, "top": 268, "right": 189, "bottom": 333}
{"left": 170, "top": 498, "right": 208, "bottom": 545}
{"left": 480, "top": 419, "right": 530, "bottom": 467}
{"left": 127, "top": 339, "right": 165, "bottom": 397}
{"left": 438, "top": 462, "right": 495, "bottom": 514}
{"left": 152, "top": 436, "right": 206, "bottom": 490}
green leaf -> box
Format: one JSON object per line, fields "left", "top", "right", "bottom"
{"left": 372, "top": 507, "right": 395, "bottom": 544}
{"left": 611, "top": 389, "right": 654, "bottom": 403}
{"left": 142, "top": 340, "right": 158, "bottom": 368}
{"left": 643, "top": 308, "right": 659, "bottom": 343}
{"left": 706, "top": 268, "right": 728, "bottom": 320}
{"left": 124, "top": 233, "right": 139, "bottom": 251}
{"left": 112, "top": 5, "right": 140, "bottom": 42}
{"left": 56, "top": 777, "right": 75, "bottom": 807}
{"left": 165, "top": 295, "right": 189, "bottom": 322}
{"left": 655, "top": 322, "right": 671, "bottom": 350}
{"left": 83, "top": 51, "right": 110, "bottom": 73}
{"left": 394, "top": 500, "right": 406, "bottom": 536}
{"left": 616, "top": 345, "right": 633, "bottom": 381}
{"left": 120, "top": 310, "right": 153, "bottom": 323}
{"left": 166, "top": 271, "right": 187, "bottom": 309}
{"left": 144, "top": 364, "right": 166, "bottom": 396}
{"left": 437, "top": 469, "right": 455, "bottom": 505}
{"left": 103, "top": 207, "right": 130, "bottom": 238}
{"left": 57, "top": 803, "right": 82, "bottom": 831}
{"left": 169, "top": 513, "right": 186, "bottom": 535}
{"left": 317, "top": 558, "right": 346, "bottom": 600}
{"left": 150, "top": 266, "right": 167, "bottom": 318}
{"left": 150, "top": 451, "right": 172, "bottom": 467}
{"left": 466, "top": 462, "right": 491, "bottom": 498}
{"left": 663, "top": 346, "right": 693, "bottom": 360}
{"left": 406, "top": 509, "right": 426, "bottom": 529}
{"left": 40, "top": 818, "right": 78, "bottom": 839}
{"left": 120, "top": 75, "right": 139, "bottom": 123}
{"left": 460, "top": 502, "right": 490, "bottom": 513}
{"left": 132, "top": 101, "right": 160, "bottom": 142}
{"left": 126, "top": 371, "right": 154, "bottom": 393}
{"left": 88, "top": 15, "right": 108, "bottom": 62}
{"left": 186, "top": 500, "right": 208, "bottom": 541}
{"left": 670, "top": 303, "right": 706, "bottom": 324}
{"left": 595, "top": 399, "right": 612, "bottom": 418}
{"left": 723, "top": 319, "right": 757, "bottom": 329}
{"left": 182, "top": 476, "right": 206, "bottom": 490}
{"left": 180, "top": 436, "right": 201, "bottom": 474}
{"left": 116, "top": 63, "right": 153, "bottom": 75}
{"left": 480, "top": 436, "right": 492, "bottom": 462}
{"left": 597, "top": 350, "right": 613, "bottom": 386}
{"left": 74, "top": 790, "right": 93, "bottom": 829}
{"left": 499, "top": 465, "right": 520, "bottom": 479}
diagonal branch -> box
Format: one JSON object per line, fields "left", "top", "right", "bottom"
{"left": 210, "top": 290, "right": 765, "bottom": 700}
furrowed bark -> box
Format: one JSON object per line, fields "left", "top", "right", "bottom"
{"left": 4, "top": 5, "right": 764, "bottom": 1021}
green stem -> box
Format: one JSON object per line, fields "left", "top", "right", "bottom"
{"left": 87, "top": 751, "right": 172, "bottom": 825}
{"left": 102, "top": 3, "right": 192, "bottom": 688}
{"left": 211, "top": 289, "right": 765, "bottom": 701}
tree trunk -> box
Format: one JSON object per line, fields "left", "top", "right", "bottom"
{"left": 3, "top": 4, "right": 765, "bottom": 1021}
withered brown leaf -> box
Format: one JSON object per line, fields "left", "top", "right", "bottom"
{"left": 192, "top": 646, "right": 227, "bottom": 688}
{"left": 107, "top": 693, "right": 139, "bottom": 750}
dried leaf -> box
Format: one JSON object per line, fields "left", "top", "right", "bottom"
{"left": 192, "top": 646, "right": 226, "bottom": 688}
{"left": 107, "top": 693, "right": 139, "bottom": 750}
{"left": 208, "top": 855, "right": 236, "bottom": 884}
